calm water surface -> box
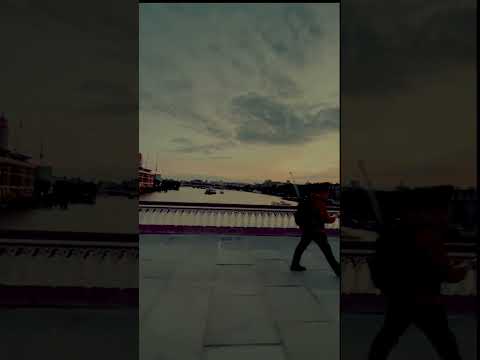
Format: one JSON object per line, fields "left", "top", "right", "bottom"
{"left": 1, "top": 188, "right": 297, "bottom": 233}
{"left": 0, "top": 196, "right": 137, "bottom": 233}
{"left": 140, "top": 186, "right": 297, "bottom": 206}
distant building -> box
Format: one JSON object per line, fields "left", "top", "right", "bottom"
{"left": 0, "top": 150, "right": 35, "bottom": 203}
{"left": 0, "top": 114, "right": 36, "bottom": 203}
{"left": 138, "top": 152, "right": 154, "bottom": 193}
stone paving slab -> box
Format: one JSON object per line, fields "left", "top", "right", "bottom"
{"left": 140, "top": 259, "right": 177, "bottom": 279}
{"left": 255, "top": 260, "right": 304, "bottom": 286}
{"left": 301, "top": 270, "right": 340, "bottom": 291}
{"left": 140, "top": 278, "right": 169, "bottom": 321}
{"left": 140, "top": 287, "right": 210, "bottom": 360}
{"left": 264, "top": 286, "right": 330, "bottom": 322}
{"left": 204, "top": 293, "right": 279, "bottom": 346}
{"left": 251, "top": 249, "right": 287, "bottom": 260}
{"left": 205, "top": 345, "right": 286, "bottom": 360}
{"left": 140, "top": 234, "right": 340, "bottom": 360}
{"left": 309, "top": 289, "right": 339, "bottom": 323}
{"left": 1, "top": 308, "right": 138, "bottom": 360}
{"left": 170, "top": 261, "right": 217, "bottom": 287}
{"left": 214, "top": 265, "right": 262, "bottom": 295}
{"left": 341, "top": 314, "right": 477, "bottom": 360}
{"left": 217, "top": 250, "right": 255, "bottom": 265}
{"left": 278, "top": 321, "right": 339, "bottom": 360}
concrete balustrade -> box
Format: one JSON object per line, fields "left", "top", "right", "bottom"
{"left": 0, "top": 244, "right": 138, "bottom": 288}
{"left": 138, "top": 203, "right": 340, "bottom": 230}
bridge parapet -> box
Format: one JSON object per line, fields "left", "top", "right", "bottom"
{"left": 341, "top": 239, "right": 477, "bottom": 305}
{"left": 139, "top": 201, "right": 340, "bottom": 232}
{"left": 0, "top": 231, "right": 138, "bottom": 306}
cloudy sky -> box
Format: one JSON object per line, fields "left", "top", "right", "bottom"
{"left": 341, "top": 0, "right": 476, "bottom": 189}
{"left": 140, "top": 4, "right": 339, "bottom": 184}
{"left": 1, "top": 0, "right": 137, "bottom": 181}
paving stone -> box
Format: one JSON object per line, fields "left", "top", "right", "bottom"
{"left": 278, "top": 321, "right": 339, "bottom": 360}
{"left": 140, "top": 277, "right": 169, "bottom": 321}
{"left": 205, "top": 294, "right": 279, "bottom": 346}
{"left": 205, "top": 345, "right": 286, "bottom": 360}
{"left": 251, "top": 249, "right": 287, "bottom": 260}
{"left": 1, "top": 309, "right": 137, "bottom": 360}
{"left": 341, "top": 314, "right": 477, "bottom": 360}
{"left": 309, "top": 289, "right": 339, "bottom": 323}
{"left": 264, "top": 286, "right": 328, "bottom": 322}
{"left": 256, "top": 260, "right": 303, "bottom": 286}
{"left": 141, "top": 288, "right": 210, "bottom": 360}
{"left": 140, "top": 260, "right": 176, "bottom": 279}
{"left": 214, "top": 265, "right": 262, "bottom": 295}
{"left": 301, "top": 270, "right": 340, "bottom": 291}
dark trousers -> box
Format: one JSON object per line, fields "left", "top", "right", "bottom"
{"left": 291, "top": 231, "right": 340, "bottom": 275}
{"left": 369, "top": 298, "right": 462, "bottom": 360}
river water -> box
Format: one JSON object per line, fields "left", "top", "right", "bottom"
{"left": 0, "top": 196, "right": 137, "bottom": 234}
{"left": 140, "top": 186, "right": 297, "bottom": 206}
{"left": 0, "top": 188, "right": 297, "bottom": 233}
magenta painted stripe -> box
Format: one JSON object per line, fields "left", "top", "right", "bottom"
{"left": 0, "top": 286, "right": 138, "bottom": 307}
{"left": 139, "top": 225, "right": 339, "bottom": 237}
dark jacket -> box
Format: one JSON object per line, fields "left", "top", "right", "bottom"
{"left": 298, "top": 196, "right": 336, "bottom": 233}
{"left": 369, "top": 224, "right": 450, "bottom": 302}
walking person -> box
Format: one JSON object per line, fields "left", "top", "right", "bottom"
{"left": 290, "top": 182, "right": 341, "bottom": 276}
{"left": 368, "top": 188, "right": 467, "bottom": 360}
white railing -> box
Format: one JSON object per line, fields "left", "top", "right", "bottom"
{"left": 0, "top": 245, "right": 138, "bottom": 288}
{"left": 139, "top": 202, "right": 340, "bottom": 229}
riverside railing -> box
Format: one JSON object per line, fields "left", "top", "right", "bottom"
{"left": 139, "top": 201, "right": 340, "bottom": 236}
{"left": 0, "top": 230, "right": 138, "bottom": 306}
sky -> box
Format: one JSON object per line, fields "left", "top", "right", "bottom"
{"left": 341, "top": 0, "right": 476, "bottom": 189}
{"left": 140, "top": 4, "right": 340, "bottom": 184}
{"left": 1, "top": 1, "right": 474, "bottom": 188}
{"left": 1, "top": 0, "right": 138, "bottom": 181}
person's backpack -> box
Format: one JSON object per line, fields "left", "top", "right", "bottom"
{"left": 294, "top": 198, "right": 309, "bottom": 227}
{"left": 368, "top": 226, "right": 422, "bottom": 294}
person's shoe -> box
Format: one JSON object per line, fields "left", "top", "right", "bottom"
{"left": 290, "top": 264, "right": 307, "bottom": 272}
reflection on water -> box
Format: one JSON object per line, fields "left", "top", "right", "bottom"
{"left": 140, "top": 187, "right": 298, "bottom": 206}
{"left": 0, "top": 196, "right": 137, "bottom": 233}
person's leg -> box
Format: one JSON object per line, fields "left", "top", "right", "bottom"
{"left": 414, "top": 303, "right": 462, "bottom": 360}
{"left": 368, "top": 299, "right": 412, "bottom": 360}
{"left": 291, "top": 233, "right": 312, "bottom": 270}
{"left": 314, "top": 233, "right": 341, "bottom": 276}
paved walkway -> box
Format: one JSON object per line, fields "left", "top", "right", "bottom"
{"left": 1, "top": 308, "right": 138, "bottom": 359}
{"left": 140, "top": 234, "right": 340, "bottom": 360}
{"left": 342, "top": 313, "right": 477, "bottom": 360}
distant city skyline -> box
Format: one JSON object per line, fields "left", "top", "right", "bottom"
{"left": 140, "top": 4, "right": 339, "bottom": 184}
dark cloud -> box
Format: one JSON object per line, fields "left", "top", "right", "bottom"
{"left": 342, "top": 0, "right": 476, "bottom": 96}
{"left": 258, "top": 5, "right": 326, "bottom": 66}
{"left": 231, "top": 93, "right": 338, "bottom": 145}
{"left": 171, "top": 138, "right": 193, "bottom": 146}
{"left": 173, "top": 140, "right": 235, "bottom": 155}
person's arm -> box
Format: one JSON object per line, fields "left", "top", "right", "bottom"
{"left": 320, "top": 205, "right": 336, "bottom": 224}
